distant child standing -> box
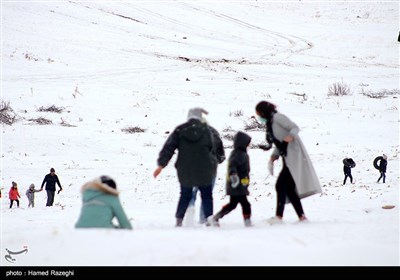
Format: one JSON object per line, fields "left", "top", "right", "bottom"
{"left": 9, "top": 181, "right": 21, "bottom": 208}
{"left": 209, "top": 131, "right": 252, "bottom": 227}
{"left": 26, "top": 183, "right": 42, "bottom": 208}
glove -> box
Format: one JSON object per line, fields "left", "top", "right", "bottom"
{"left": 268, "top": 160, "right": 274, "bottom": 176}
{"left": 217, "top": 155, "right": 226, "bottom": 164}
{"left": 230, "top": 174, "right": 240, "bottom": 188}
{"left": 258, "top": 143, "right": 272, "bottom": 151}
{"left": 241, "top": 177, "right": 249, "bottom": 186}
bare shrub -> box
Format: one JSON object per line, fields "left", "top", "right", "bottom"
{"left": 360, "top": 88, "right": 400, "bottom": 99}
{"left": 222, "top": 126, "right": 235, "bottom": 133}
{"left": 222, "top": 133, "right": 234, "bottom": 141}
{"left": 38, "top": 105, "right": 64, "bottom": 113}
{"left": 249, "top": 143, "right": 263, "bottom": 149}
{"left": 60, "top": 118, "right": 76, "bottom": 127}
{"left": 0, "top": 100, "right": 18, "bottom": 125}
{"left": 244, "top": 118, "right": 265, "bottom": 131}
{"left": 73, "top": 84, "right": 83, "bottom": 99}
{"left": 24, "top": 52, "right": 39, "bottom": 61}
{"left": 143, "top": 142, "right": 155, "bottom": 147}
{"left": 289, "top": 92, "right": 308, "bottom": 101}
{"left": 229, "top": 110, "right": 243, "bottom": 117}
{"left": 224, "top": 144, "right": 234, "bottom": 149}
{"left": 28, "top": 117, "right": 52, "bottom": 125}
{"left": 328, "top": 81, "right": 350, "bottom": 96}
{"left": 121, "top": 126, "right": 146, "bottom": 133}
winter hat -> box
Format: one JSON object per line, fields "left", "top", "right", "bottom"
{"left": 100, "top": 175, "right": 117, "bottom": 189}
{"left": 187, "top": 107, "right": 208, "bottom": 121}
{"left": 29, "top": 184, "right": 35, "bottom": 189}
{"left": 50, "top": 168, "right": 55, "bottom": 173}
{"left": 82, "top": 176, "right": 118, "bottom": 195}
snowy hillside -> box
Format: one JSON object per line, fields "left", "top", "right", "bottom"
{"left": 1, "top": 0, "right": 399, "bottom": 267}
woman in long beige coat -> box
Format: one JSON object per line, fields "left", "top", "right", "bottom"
{"left": 255, "top": 101, "right": 321, "bottom": 224}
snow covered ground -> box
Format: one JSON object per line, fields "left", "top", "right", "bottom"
{"left": 1, "top": 0, "right": 399, "bottom": 267}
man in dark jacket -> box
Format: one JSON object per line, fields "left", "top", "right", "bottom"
{"left": 187, "top": 117, "right": 225, "bottom": 225}
{"left": 153, "top": 108, "right": 217, "bottom": 227}
{"left": 41, "top": 168, "right": 63, "bottom": 206}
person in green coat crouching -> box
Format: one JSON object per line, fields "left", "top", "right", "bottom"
{"left": 75, "top": 176, "right": 132, "bottom": 229}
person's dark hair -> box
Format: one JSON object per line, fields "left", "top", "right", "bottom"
{"left": 255, "top": 101, "right": 277, "bottom": 118}
{"left": 50, "top": 168, "right": 55, "bottom": 173}
{"left": 100, "top": 175, "right": 117, "bottom": 189}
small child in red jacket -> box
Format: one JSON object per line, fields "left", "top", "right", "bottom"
{"left": 9, "top": 181, "right": 21, "bottom": 208}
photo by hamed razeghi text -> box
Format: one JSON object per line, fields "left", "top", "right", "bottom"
{"left": 6, "top": 269, "right": 75, "bottom": 277}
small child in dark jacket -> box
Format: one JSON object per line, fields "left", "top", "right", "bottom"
{"left": 209, "top": 131, "right": 252, "bottom": 227}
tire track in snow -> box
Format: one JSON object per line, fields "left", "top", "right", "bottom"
{"left": 2, "top": 64, "right": 185, "bottom": 83}
{"left": 178, "top": 2, "right": 397, "bottom": 70}
{"left": 112, "top": 2, "right": 308, "bottom": 60}
{"left": 178, "top": 2, "right": 313, "bottom": 54}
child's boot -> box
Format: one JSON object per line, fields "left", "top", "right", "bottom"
{"left": 207, "top": 212, "right": 221, "bottom": 227}
{"left": 244, "top": 214, "right": 252, "bottom": 227}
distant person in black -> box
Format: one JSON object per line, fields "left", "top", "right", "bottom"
{"left": 377, "top": 154, "right": 388, "bottom": 183}
{"left": 41, "top": 168, "right": 63, "bottom": 206}
{"left": 343, "top": 158, "right": 355, "bottom": 185}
